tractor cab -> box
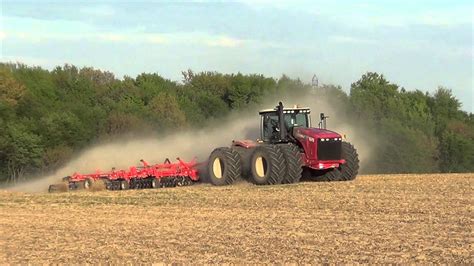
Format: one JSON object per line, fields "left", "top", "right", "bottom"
{"left": 259, "top": 103, "right": 311, "bottom": 142}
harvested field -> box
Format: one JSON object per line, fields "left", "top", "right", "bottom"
{"left": 0, "top": 173, "right": 472, "bottom": 264}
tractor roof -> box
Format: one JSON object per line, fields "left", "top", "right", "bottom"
{"left": 259, "top": 106, "right": 311, "bottom": 115}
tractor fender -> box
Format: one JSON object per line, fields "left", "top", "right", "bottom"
{"left": 232, "top": 139, "right": 258, "bottom": 149}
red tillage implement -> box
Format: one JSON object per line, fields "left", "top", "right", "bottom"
{"left": 48, "top": 158, "right": 200, "bottom": 192}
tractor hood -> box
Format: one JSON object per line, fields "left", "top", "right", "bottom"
{"left": 293, "top": 127, "right": 343, "bottom": 162}
{"left": 294, "top": 127, "right": 341, "bottom": 140}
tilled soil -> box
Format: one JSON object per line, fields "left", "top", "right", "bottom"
{"left": 0, "top": 173, "right": 472, "bottom": 264}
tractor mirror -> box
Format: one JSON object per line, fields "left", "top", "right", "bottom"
{"left": 320, "top": 113, "right": 325, "bottom": 121}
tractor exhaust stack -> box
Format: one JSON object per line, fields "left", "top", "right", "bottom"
{"left": 277, "top": 101, "right": 287, "bottom": 142}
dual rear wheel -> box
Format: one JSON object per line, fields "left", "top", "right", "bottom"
{"left": 249, "top": 145, "right": 286, "bottom": 185}
{"left": 207, "top": 144, "right": 303, "bottom": 186}
{"left": 207, "top": 147, "right": 242, "bottom": 186}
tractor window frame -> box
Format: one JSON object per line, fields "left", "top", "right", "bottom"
{"left": 260, "top": 113, "right": 280, "bottom": 142}
{"left": 285, "top": 112, "right": 309, "bottom": 128}
{"left": 260, "top": 110, "right": 311, "bottom": 141}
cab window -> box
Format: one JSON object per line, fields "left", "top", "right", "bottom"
{"left": 262, "top": 114, "right": 279, "bottom": 141}
{"left": 284, "top": 113, "right": 308, "bottom": 128}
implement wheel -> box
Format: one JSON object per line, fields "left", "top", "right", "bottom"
{"left": 151, "top": 178, "right": 159, "bottom": 189}
{"left": 279, "top": 144, "right": 303, "bottom": 184}
{"left": 207, "top": 147, "right": 242, "bottom": 186}
{"left": 120, "top": 180, "right": 129, "bottom": 190}
{"left": 249, "top": 145, "right": 286, "bottom": 185}
{"left": 84, "top": 179, "right": 93, "bottom": 190}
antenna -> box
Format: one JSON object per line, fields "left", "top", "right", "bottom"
{"left": 311, "top": 74, "right": 319, "bottom": 94}
{"left": 311, "top": 74, "right": 319, "bottom": 88}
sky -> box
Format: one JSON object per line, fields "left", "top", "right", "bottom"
{"left": 1, "top": 0, "right": 473, "bottom": 112}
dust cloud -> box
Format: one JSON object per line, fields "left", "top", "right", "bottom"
{"left": 8, "top": 88, "right": 373, "bottom": 193}
{"left": 9, "top": 111, "right": 260, "bottom": 193}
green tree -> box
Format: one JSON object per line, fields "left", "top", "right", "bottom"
{"left": 438, "top": 118, "right": 474, "bottom": 172}
{"left": 0, "top": 67, "right": 26, "bottom": 106}
{"left": 429, "top": 87, "right": 463, "bottom": 135}
{"left": 148, "top": 92, "right": 187, "bottom": 129}
{"left": 3, "top": 124, "right": 43, "bottom": 182}
{"left": 374, "top": 119, "right": 439, "bottom": 173}
{"left": 135, "top": 73, "right": 177, "bottom": 105}
{"left": 350, "top": 72, "right": 401, "bottom": 121}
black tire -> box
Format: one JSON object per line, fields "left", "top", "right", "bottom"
{"left": 303, "top": 142, "right": 359, "bottom": 182}
{"left": 279, "top": 144, "right": 303, "bottom": 184}
{"left": 150, "top": 178, "right": 159, "bottom": 188}
{"left": 120, "top": 180, "right": 130, "bottom": 190}
{"left": 249, "top": 145, "right": 286, "bottom": 185}
{"left": 104, "top": 180, "right": 113, "bottom": 190}
{"left": 303, "top": 167, "right": 341, "bottom": 182}
{"left": 340, "top": 142, "right": 359, "bottom": 181}
{"left": 231, "top": 146, "right": 253, "bottom": 180}
{"left": 176, "top": 176, "right": 185, "bottom": 187}
{"left": 84, "top": 178, "right": 93, "bottom": 190}
{"left": 185, "top": 177, "right": 193, "bottom": 186}
{"left": 207, "top": 147, "right": 242, "bottom": 186}
{"left": 319, "top": 168, "right": 342, "bottom": 181}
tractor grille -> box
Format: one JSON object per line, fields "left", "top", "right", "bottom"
{"left": 317, "top": 138, "right": 342, "bottom": 160}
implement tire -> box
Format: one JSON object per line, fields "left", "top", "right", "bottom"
{"left": 84, "top": 179, "right": 93, "bottom": 190}
{"left": 150, "top": 178, "right": 159, "bottom": 189}
{"left": 249, "top": 145, "right": 286, "bottom": 185}
{"left": 207, "top": 147, "right": 242, "bottom": 186}
{"left": 279, "top": 144, "right": 303, "bottom": 184}
{"left": 120, "top": 180, "right": 130, "bottom": 190}
{"left": 340, "top": 142, "right": 359, "bottom": 181}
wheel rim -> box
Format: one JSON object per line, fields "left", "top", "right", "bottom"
{"left": 255, "top": 156, "right": 267, "bottom": 177}
{"left": 212, "top": 158, "right": 223, "bottom": 178}
{"left": 151, "top": 179, "right": 156, "bottom": 188}
{"left": 121, "top": 182, "right": 125, "bottom": 190}
{"left": 84, "top": 180, "right": 90, "bottom": 189}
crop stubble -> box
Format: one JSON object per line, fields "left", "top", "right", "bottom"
{"left": 0, "top": 173, "right": 472, "bottom": 263}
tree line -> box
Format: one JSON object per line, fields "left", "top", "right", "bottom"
{"left": 0, "top": 63, "right": 472, "bottom": 182}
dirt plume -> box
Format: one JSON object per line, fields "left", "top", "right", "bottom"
{"left": 8, "top": 111, "right": 259, "bottom": 193}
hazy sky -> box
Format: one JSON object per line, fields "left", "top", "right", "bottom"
{"left": 1, "top": 0, "right": 472, "bottom": 112}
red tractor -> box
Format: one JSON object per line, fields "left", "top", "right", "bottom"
{"left": 206, "top": 102, "right": 359, "bottom": 185}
